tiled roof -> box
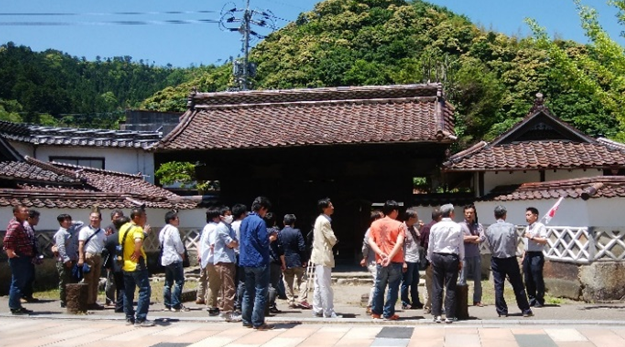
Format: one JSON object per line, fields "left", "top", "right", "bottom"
{"left": 157, "top": 84, "right": 455, "bottom": 151}
{"left": 0, "top": 156, "right": 197, "bottom": 209}
{"left": 0, "top": 120, "right": 162, "bottom": 149}
{"left": 444, "top": 141, "right": 625, "bottom": 171}
{"left": 0, "top": 161, "right": 81, "bottom": 184}
{"left": 481, "top": 176, "right": 625, "bottom": 201}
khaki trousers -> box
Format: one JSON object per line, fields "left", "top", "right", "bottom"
{"left": 84, "top": 253, "right": 102, "bottom": 305}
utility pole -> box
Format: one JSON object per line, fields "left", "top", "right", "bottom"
{"left": 220, "top": 0, "right": 277, "bottom": 90}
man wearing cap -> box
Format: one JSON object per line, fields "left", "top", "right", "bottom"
{"left": 484, "top": 205, "right": 533, "bottom": 318}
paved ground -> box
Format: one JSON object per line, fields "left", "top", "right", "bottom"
{"left": 2, "top": 267, "right": 625, "bottom": 346}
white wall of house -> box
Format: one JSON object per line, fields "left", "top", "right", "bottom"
{"left": 545, "top": 168, "right": 603, "bottom": 181}
{"left": 476, "top": 197, "right": 625, "bottom": 228}
{"left": 483, "top": 171, "right": 540, "bottom": 194}
{"left": 6, "top": 141, "right": 155, "bottom": 183}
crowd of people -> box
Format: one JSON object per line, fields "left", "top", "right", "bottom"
{"left": 360, "top": 201, "right": 548, "bottom": 323}
{"left": 2, "top": 198, "right": 548, "bottom": 328}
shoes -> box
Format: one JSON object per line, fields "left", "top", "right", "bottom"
{"left": 534, "top": 302, "right": 544, "bottom": 308}
{"left": 312, "top": 311, "right": 323, "bottom": 317}
{"left": 125, "top": 319, "right": 135, "bottom": 326}
{"left": 228, "top": 312, "right": 242, "bottom": 322}
{"left": 384, "top": 314, "right": 399, "bottom": 321}
{"left": 269, "top": 306, "right": 282, "bottom": 314}
{"left": 523, "top": 310, "right": 534, "bottom": 317}
{"left": 134, "top": 320, "right": 155, "bottom": 327}
{"left": 498, "top": 312, "right": 508, "bottom": 317}
{"left": 171, "top": 305, "right": 190, "bottom": 312}
{"left": 254, "top": 323, "right": 274, "bottom": 331}
{"left": 243, "top": 323, "right": 253, "bottom": 328}
{"left": 196, "top": 298, "right": 205, "bottom": 305}
{"left": 474, "top": 302, "right": 484, "bottom": 307}
{"left": 371, "top": 313, "right": 382, "bottom": 319}
{"left": 207, "top": 307, "right": 220, "bottom": 316}
{"left": 60, "top": 302, "right": 66, "bottom": 308}
{"left": 401, "top": 304, "right": 412, "bottom": 310}
{"left": 88, "top": 303, "right": 104, "bottom": 310}
{"left": 365, "top": 306, "right": 372, "bottom": 314}
{"left": 114, "top": 308, "right": 124, "bottom": 313}
{"left": 412, "top": 303, "right": 424, "bottom": 309}
{"left": 298, "top": 301, "right": 312, "bottom": 309}
{"left": 219, "top": 312, "right": 242, "bottom": 322}
{"left": 11, "top": 307, "right": 33, "bottom": 315}
{"left": 434, "top": 316, "right": 442, "bottom": 323}
{"left": 325, "top": 312, "right": 342, "bottom": 318}
{"left": 445, "top": 317, "right": 457, "bottom": 324}
{"left": 423, "top": 308, "right": 431, "bottom": 315}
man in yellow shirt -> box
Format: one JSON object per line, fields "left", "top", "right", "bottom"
{"left": 119, "top": 207, "right": 154, "bottom": 327}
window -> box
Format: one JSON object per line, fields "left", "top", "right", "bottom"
{"left": 50, "top": 156, "right": 105, "bottom": 169}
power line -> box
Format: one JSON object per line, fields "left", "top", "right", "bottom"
{"left": 0, "top": 19, "right": 219, "bottom": 26}
{"left": 0, "top": 10, "right": 215, "bottom": 16}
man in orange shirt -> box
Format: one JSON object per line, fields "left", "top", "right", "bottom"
{"left": 368, "top": 200, "right": 405, "bottom": 320}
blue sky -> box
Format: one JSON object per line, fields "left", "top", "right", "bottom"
{"left": 0, "top": 0, "right": 623, "bottom": 68}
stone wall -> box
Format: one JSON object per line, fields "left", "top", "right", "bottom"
{"left": 544, "top": 260, "right": 625, "bottom": 302}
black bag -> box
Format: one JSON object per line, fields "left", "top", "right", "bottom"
{"left": 182, "top": 245, "right": 190, "bottom": 268}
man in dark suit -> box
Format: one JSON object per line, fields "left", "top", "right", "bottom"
{"left": 279, "top": 214, "right": 311, "bottom": 309}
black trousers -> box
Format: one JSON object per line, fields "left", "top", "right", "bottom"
{"left": 491, "top": 257, "right": 530, "bottom": 315}
{"left": 431, "top": 253, "right": 459, "bottom": 318}
{"left": 522, "top": 252, "right": 545, "bottom": 306}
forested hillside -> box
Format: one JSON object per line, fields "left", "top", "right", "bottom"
{"left": 0, "top": 42, "right": 208, "bottom": 128}
{"left": 143, "top": 0, "right": 625, "bottom": 148}
{"left": 1, "top": 0, "right": 624, "bottom": 149}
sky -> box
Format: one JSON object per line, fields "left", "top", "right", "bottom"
{"left": 0, "top": 0, "right": 623, "bottom": 68}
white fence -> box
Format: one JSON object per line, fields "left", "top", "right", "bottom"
{"left": 478, "top": 226, "right": 625, "bottom": 264}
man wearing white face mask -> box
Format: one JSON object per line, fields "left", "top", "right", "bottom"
{"left": 213, "top": 205, "right": 240, "bottom": 322}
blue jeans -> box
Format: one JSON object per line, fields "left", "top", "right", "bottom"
{"left": 164, "top": 261, "right": 185, "bottom": 309}
{"left": 400, "top": 262, "right": 421, "bottom": 307}
{"left": 123, "top": 269, "right": 151, "bottom": 322}
{"left": 242, "top": 265, "right": 269, "bottom": 328}
{"left": 372, "top": 262, "right": 402, "bottom": 318}
{"left": 8, "top": 256, "right": 33, "bottom": 310}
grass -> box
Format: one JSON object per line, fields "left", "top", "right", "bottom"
{"left": 33, "top": 279, "right": 199, "bottom": 304}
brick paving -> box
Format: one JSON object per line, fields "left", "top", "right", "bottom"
{"left": 1, "top": 316, "right": 625, "bottom": 347}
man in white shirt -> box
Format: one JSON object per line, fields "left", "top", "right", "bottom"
{"left": 159, "top": 210, "right": 186, "bottom": 312}
{"left": 78, "top": 208, "right": 106, "bottom": 310}
{"left": 310, "top": 198, "right": 339, "bottom": 318}
{"left": 427, "top": 204, "right": 464, "bottom": 323}
{"left": 523, "top": 207, "right": 548, "bottom": 308}
{"left": 199, "top": 207, "right": 221, "bottom": 316}
{"left": 401, "top": 208, "right": 423, "bottom": 310}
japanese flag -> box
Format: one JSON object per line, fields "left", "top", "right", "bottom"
{"left": 543, "top": 197, "right": 564, "bottom": 224}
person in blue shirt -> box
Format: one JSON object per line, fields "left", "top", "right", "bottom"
{"left": 239, "top": 196, "right": 274, "bottom": 330}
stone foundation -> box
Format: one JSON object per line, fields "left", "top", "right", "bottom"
{"left": 544, "top": 260, "right": 625, "bottom": 302}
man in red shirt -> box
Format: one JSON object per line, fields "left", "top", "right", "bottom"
{"left": 3, "top": 205, "right": 34, "bottom": 314}
{"left": 368, "top": 200, "right": 405, "bottom": 320}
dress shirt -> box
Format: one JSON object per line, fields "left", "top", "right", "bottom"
{"left": 3, "top": 218, "right": 33, "bottom": 256}
{"left": 159, "top": 224, "right": 185, "bottom": 266}
{"left": 239, "top": 212, "right": 270, "bottom": 267}
{"left": 213, "top": 221, "right": 237, "bottom": 264}
{"left": 199, "top": 222, "right": 218, "bottom": 268}
{"left": 427, "top": 217, "right": 464, "bottom": 261}
{"left": 485, "top": 219, "right": 518, "bottom": 258}
{"left": 525, "top": 222, "right": 547, "bottom": 252}
{"left": 53, "top": 221, "right": 83, "bottom": 263}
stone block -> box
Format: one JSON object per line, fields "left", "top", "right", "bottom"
{"left": 544, "top": 278, "right": 581, "bottom": 300}
{"left": 579, "top": 262, "right": 625, "bottom": 302}
{"left": 66, "top": 283, "right": 88, "bottom": 314}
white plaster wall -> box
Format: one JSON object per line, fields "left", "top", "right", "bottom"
{"left": 483, "top": 171, "right": 541, "bottom": 194}
{"left": 16, "top": 145, "right": 155, "bottom": 183}
{"left": 545, "top": 169, "right": 603, "bottom": 181}
{"left": 7, "top": 141, "right": 34, "bottom": 157}
{"left": 410, "top": 205, "right": 465, "bottom": 223}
